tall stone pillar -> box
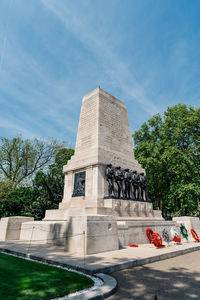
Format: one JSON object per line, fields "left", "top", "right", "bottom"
{"left": 45, "top": 87, "right": 144, "bottom": 218}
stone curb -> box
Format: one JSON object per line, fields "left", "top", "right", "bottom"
{"left": 91, "top": 244, "right": 200, "bottom": 274}
{"left": 67, "top": 273, "right": 117, "bottom": 299}
{"left": 1, "top": 244, "right": 200, "bottom": 275}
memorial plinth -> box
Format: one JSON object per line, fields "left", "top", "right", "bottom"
{"left": 19, "top": 87, "right": 177, "bottom": 254}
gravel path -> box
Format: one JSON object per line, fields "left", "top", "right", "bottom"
{"left": 108, "top": 250, "right": 200, "bottom": 300}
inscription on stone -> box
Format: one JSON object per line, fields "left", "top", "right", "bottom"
{"left": 72, "top": 171, "right": 86, "bottom": 197}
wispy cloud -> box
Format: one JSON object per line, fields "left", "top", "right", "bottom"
{"left": 41, "top": 0, "right": 159, "bottom": 116}
{"left": 0, "top": 8, "right": 80, "bottom": 142}
{"left": 0, "top": 119, "right": 36, "bottom": 138}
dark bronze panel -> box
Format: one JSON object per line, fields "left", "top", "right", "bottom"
{"left": 72, "top": 171, "right": 86, "bottom": 197}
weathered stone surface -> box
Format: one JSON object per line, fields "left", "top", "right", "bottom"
{"left": 64, "top": 87, "right": 143, "bottom": 173}
{"left": 103, "top": 199, "right": 160, "bottom": 219}
{"left": 64, "top": 215, "right": 119, "bottom": 255}
{"left": 0, "top": 216, "right": 34, "bottom": 241}
{"left": 20, "top": 221, "right": 70, "bottom": 246}
{"left": 117, "top": 220, "right": 178, "bottom": 246}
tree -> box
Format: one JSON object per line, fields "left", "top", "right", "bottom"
{"left": 54, "top": 148, "right": 74, "bottom": 167}
{"left": 0, "top": 136, "right": 63, "bottom": 188}
{"left": 0, "top": 179, "right": 14, "bottom": 217}
{"left": 0, "top": 148, "right": 74, "bottom": 220}
{"left": 30, "top": 148, "right": 74, "bottom": 220}
{"left": 133, "top": 104, "right": 200, "bottom": 216}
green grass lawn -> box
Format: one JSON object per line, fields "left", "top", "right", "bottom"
{"left": 0, "top": 252, "right": 93, "bottom": 300}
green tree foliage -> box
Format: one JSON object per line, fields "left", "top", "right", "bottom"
{"left": 55, "top": 148, "right": 75, "bottom": 167}
{"left": 28, "top": 148, "right": 74, "bottom": 220}
{"left": 0, "top": 180, "right": 33, "bottom": 217}
{"left": 133, "top": 104, "right": 200, "bottom": 216}
{"left": 0, "top": 147, "right": 74, "bottom": 220}
{"left": 0, "top": 136, "right": 62, "bottom": 188}
{"left": 0, "top": 180, "right": 14, "bottom": 217}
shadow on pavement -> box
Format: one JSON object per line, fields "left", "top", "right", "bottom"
{"left": 108, "top": 252, "right": 200, "bottom": 300}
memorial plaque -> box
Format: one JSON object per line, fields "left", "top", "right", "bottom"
{"left": 72, "top": 171, "right": 86, "bottom": 197}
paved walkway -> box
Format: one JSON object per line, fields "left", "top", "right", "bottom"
{"left": 108, "top": 250, "right": 200, "bottom": 300}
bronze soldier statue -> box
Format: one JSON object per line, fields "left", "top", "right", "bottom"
{"left": 142, "top": 173, "right": 151, "bottom": 202}
{"left": 124, "top": 168, "right": 131, "bottom": 199}
{"left": 115, "top": 166, "right": 124, "bottom": 199}
{"left": 132, "top": 170, "right": 140, "bottom": 200}
{"left": 105, "top": 164, "right": 115, "bottom": 197}
{"left": 128, "top": 169, "right": 133, "bottom": 199}
{"left": 139, "top": 172, "right": 146, "bottom": 201}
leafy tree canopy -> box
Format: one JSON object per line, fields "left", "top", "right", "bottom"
{"left": 133, "top": 104, "right": 200, "bottom": 216}
{"left": 0, "top": 147, "right": 74, "bottom": 220}
{"left": 0, "top": 136, "right": 63, "bottom": 188}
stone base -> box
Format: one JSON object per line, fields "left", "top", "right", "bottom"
{"left": 20, "top": 215, "right": 178, "bottom": 253}
{"left": 20, "top": 221, "right": 70, "bottom": 246}
{"left": 5, "top": 214, "right": 182, "bottom": 254}
{"left": 64, "top": 215, "right": 118, "bottom": 255}
{"left": 20, "top": 215, "right": 119, "bottom": 255}
{"left": 0, "top": 216, "right": 34, "bottom": 241}
{"left": 43, "top": 207, "right": 113, "bottom": 221}
{"left": 43, "top": 209, "right": 71, "bottom": 221}
{"left": 44, "top": 199, "right": 163, "bottom": 221}
{"left": 117, "top": 220, "right": 178, "bottom": 246}
{"left": 104, "top": 198, "right": 163, "bottom": 219}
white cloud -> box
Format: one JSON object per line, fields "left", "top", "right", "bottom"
{"left": 0, "top": 25, "right": 79, "bottom": 141}
{"left": 0, "top": 119, "right": 37, "bottom": 138}
{"left": 41, "top": 0, "right": 160, "bottom": 116}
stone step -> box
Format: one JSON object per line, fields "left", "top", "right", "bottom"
{"left": 43, "top": 209, "right": 70, "bottom": 221}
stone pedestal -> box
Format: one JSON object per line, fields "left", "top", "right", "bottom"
{"left": 0, "top": 216, "right": 34, "bottom": 241}
{"left": 64, "top": 215, "right": 118, "bottom": 255}
{"left": 104, "top": 198, "right": 162, "bottom": 219}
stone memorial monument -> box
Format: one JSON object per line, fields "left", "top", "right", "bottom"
{"left": 19, "top": 87, "right": 177, "bottom": 253}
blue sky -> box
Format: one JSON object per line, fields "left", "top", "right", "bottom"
{"left": 0, "top": 0, "right": 200, "bottom": 147}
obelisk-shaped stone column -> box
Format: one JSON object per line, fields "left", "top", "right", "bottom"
{"left": 60, "top": 87, "right": 144, "bottom": 215}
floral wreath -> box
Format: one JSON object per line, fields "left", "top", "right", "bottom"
{"left": 170, "top": 227, "right": 179, "bottom": 238}
{"left": 170, "top": 227, "right": 181, "bottom": 243}
{"left": 146, "top": 228, "right": 154, "bottom": 243}
{"left": 180, "top": 224, "right": 188, "bottom": 240}
{"left": 173, "top": 235, "right": 181, "bottom": 243}
{"left": 151, "top": 233, "right": 165, "bottom": 248}
{"left": 191, "top": 229, "right": 200, "bottom": 242}
{"left": 162, "top": 229, "right": 170, "bottom": 244}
